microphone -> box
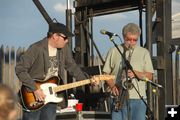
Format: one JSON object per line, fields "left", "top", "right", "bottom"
{"left": 100, "top": 29, "right": 118, "bottom": 37}
{"left": 141, "top": 78, "right": 163, "bottom": 88}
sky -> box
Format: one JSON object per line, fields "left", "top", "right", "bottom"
{"left": 0, "top": 0, "right": 180, "bottom": 55}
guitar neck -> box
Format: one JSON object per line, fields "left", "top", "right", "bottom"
{"left": 53, "top": 79, "right": 91, "bottom": 93}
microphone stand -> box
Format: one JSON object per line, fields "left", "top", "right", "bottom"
{"left": 108, "top": 36, "right": 160, "bottom": 120}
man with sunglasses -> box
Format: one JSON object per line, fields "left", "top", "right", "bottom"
{"left": 103, "top": 23, "right": 154, "bottom": 120}
{"left": 15, "top": 22, "right": 99, "bottom": 120}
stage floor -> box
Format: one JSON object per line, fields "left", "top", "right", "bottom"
{"left": 56, "top": 111, "right": 111, "bottom": 120}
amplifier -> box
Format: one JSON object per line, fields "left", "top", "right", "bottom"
{"left": 56, "top": 111, "right": 111, "bottom": 120}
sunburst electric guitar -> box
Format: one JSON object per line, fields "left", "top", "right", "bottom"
{"left": 19, "top": 75, "right": 115, "bottom": 111}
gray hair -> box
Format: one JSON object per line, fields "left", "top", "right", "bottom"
{"left": 122, "top": 23, "right": 141, "bottom": 37}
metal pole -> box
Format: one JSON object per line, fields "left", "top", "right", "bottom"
{"left": 66, "top": 0, "right": 73, "bottom": 49}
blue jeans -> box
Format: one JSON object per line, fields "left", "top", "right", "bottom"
{"left": 111, "top": 99, "right": 146, "bottom": 120}
{"left": 22, "top": 103, "right": 57, "bottom": 120}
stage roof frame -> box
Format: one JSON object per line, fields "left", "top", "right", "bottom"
{"left": 74, "top": 0, "right": 146, "bottom": 16}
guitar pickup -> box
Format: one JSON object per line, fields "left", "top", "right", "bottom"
{"left": 49, "top": 86, "right": 53, "bottom": 94}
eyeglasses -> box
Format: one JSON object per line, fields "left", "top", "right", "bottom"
{"left": 57, "top": 34, "right": 68, "bottom": 40}
{"left": 125, "top": 38, "right": 138, "bottom": 42}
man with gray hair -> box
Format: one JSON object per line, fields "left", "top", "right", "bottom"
{"left": 103, "top": 23, "right": 154, "bottom": 120}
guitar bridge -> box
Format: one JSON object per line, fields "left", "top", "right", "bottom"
{"left": 30, "top": 101, "right": 44, "bottom": 107}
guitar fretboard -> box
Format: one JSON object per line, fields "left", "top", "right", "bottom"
{"left": 53, "top": 75, "right": 115, "bottom": 93}
{"left": 53, "top": 79, "right": 91, "bottom": 92}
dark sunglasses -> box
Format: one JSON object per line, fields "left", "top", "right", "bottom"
{"left": 57, "top": 34, "right": 68, "bottom": 40}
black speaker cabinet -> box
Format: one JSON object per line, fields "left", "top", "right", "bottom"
{"left": 56, "top": 111, "right": 111, "bottom": 120}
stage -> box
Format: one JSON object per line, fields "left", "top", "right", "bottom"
{"left": 56, "top": 111, "right": 111, "bottom": 120}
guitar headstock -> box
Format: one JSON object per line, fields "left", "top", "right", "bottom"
{"left": 93, "top": 75, "right": 115, "bottom": 81}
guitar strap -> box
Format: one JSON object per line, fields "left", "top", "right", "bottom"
{"left": 113, "top": 44, "right": 130, "bottom": 111}
{"left": 121, "top": 43, "right": 129, "bottom": 70}
{"left": 122, "top": 43, "right": 131, "bottom": 61}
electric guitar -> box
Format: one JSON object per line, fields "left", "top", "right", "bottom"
{"left": 19, "top": 75, "right": 115, "bottom": 111}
